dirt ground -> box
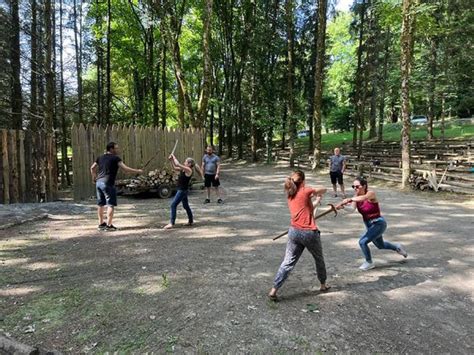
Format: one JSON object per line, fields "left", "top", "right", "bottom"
{"left": 1, "top": 163, "right": 473, "bottom": 353}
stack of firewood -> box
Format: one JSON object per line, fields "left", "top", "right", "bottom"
{"left": 116, "top": 167, "right": 178, "bottom": 192}
{"left": 146, "top": 168, "right": 178, "bottom": 186}
{"left": 409, "top": 174, "right": 433, "bottom": 191}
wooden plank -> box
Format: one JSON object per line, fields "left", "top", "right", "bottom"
{"left": 71, "top": 124, "right": 79, "bottom": 200}
{"left": 18, "top": 130, "right": 26, "bottom": 202}
{"left": 78, "top": 123, "right": 89, "bottom": 200}
{"left": 128, "top": 125, "right": 136, "bottom": 169}
{"left": 158, "top": 127, "right": 166, "bottom": 170}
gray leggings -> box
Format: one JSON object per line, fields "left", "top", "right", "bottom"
{"left": 273, "top": 227, "right": 327, "bottom": 289}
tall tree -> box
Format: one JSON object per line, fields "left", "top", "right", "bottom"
{"left": 73, "top": 0, "right": 83, "bottom": 123}
{"left": 400, "top": 0, "right": 418, "bottom": 188}
{"left": 312, "top": 0, "right": 328, "bottom": 168}
{"left": 285, "top": 0, "right": 296, "bottom": 167}
{"left": 30, "top": 0, "right": 38, "bottom": 131}
{"left": 44, "top": 0, "right": 54, "bottom": 132}
{"left": 105, "top": 0, "right": 112, "bottom": 123}
{"left": 59, "top": 0, "right": 70, "bottom": 185}
{"left": 9, "top": 0, "right": 23, "bottom": 129}
{"left": 196, "top": 0, "right": 214, "bottom": 127}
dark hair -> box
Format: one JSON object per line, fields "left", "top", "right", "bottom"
{"left": 106, "top": 142, "right": 117, "bottom": 152}
{"left": 284, "top": 170, "right": 305, "bottom": 198}
{"left": 354, "top": 176, "right": 368, "bottom": 193}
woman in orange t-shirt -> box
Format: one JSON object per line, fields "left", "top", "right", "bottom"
{"left": 268, "top": 170, "right": 330, "bottom": 301}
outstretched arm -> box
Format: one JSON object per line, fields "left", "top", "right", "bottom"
{"left": 118, "top": 161, "right": 143, "bottom": 175}
{"left": 339, "top": 191, "right": 377, "bottom": 210}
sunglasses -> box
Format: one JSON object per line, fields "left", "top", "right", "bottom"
{"left": 352, "top": 185, "right": 362, "bottom": 189}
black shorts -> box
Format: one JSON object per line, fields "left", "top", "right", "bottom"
{"left": 330, "top": 171, "right": 343, "bottom": 185}
{"left": 204, "top": 174, "right": 220, "bottom": 188}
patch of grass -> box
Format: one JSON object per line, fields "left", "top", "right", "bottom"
{"left": 3, "top": 288, "right": 83, "bottom": 334}
{"left": 295, "top": 122, "right": 474, "bottom": 152}
{"left": 166, "top": 335, "right": 179, "bottom": 353}
{"left": 161, "top": 273, "right": 170, "bottom": 288}
{"left": 266, "top": 299, "right": 279, "bottom": 310}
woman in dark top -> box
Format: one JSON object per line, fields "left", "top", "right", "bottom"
{"left": 268, "top": 170, "right": 330, "bottom": 301}
{"left": 339, "top": 177, "right": 408, "bottom": 270}
{"left": 163, "top": 154, "right": 197, "bottom": 229}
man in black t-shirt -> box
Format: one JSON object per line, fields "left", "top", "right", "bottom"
{"left": 90, "top": 142, "right": 143, "bottom": 231}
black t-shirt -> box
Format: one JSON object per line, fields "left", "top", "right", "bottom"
{"left": 96, "top": 153, "right": 122, "bottom": 186}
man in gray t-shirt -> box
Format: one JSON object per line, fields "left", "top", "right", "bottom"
{"left": 328, "top": 147, "right": 346, "bottom": 198}
{"left": 201, "top": 146, "right": 223, "bottom": 204}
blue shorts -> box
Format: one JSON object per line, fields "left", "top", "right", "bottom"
{"left": 96, "top": 181, "right": 117, "bottom": 207}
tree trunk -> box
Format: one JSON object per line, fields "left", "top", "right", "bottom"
{"left": 377, "top": 28, "right": 390, "bottom": 142}
{"left": 197, "top": 0, "right": 213, "bottom": 127}
{"left": 73, "top": 0, "right": 83, "bottom": 124}
{"left": 44, "top": 0, "right": 54, "bottom": 132}
{"left": 96, "top": 0, "right": 103, "bottom": 124}
{"left": 177, "top": 75, "right": 185, "bottom": 129}
{"left": 10, "top": 0, "right": 23, "bottom": 129}
{"left": 30, "top": 0, "right": 38, "bottom": 131}
{"left": 400, "top": 0, "right": 418, "bottom": 188}
{"left": 105, "top": 0, "right": 112, "bottom": 124}
{"left": 161, "top": 39, "right": 167, "bottom": 128}
{"left": 427, "top": 36, "right": 438, "bottom": 140}
{"left": 286, "top": 0, "right": 296, "bottom": 167}
{"left": 218, "top": 100, "right": 223, "bottom": 156}
{"left": 59, "top": 0, "right": 70, "bottom": 185}
{"left": 312, "top": 0, "right": 328, "bottom": 169}
{"left": 353, "top": 2, "right": 366, "bottom": 149}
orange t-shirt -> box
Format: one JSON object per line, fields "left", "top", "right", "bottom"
{"left": 288, "top": 186, "right": 318, "bottom": 231}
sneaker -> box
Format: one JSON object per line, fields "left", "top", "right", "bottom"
{"left": 204, "top": 199, "right": 211, "bottom": 204}
{"left": 97, "top": 222, "right": 107, "bottom": 231}
{"left": 105, "top": 224, "right": 118, "bottom": 231}
{"left": 359, "top": 261, "right": 375, "bottom": 271}
{"left": 217, "top": 199, "right": 223, "bottom": 204}
{"left": 396, "top": 243, "right": 408, "bottom": 258}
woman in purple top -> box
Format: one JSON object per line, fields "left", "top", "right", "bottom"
{"left": 339, "top": 177, "right": 408, "bottom": 270}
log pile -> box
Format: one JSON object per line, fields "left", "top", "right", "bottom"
{"left": 116, "top": 168, "right": 178, "bottom": 193}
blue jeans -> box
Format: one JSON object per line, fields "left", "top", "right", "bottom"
{"left": 273, "top": 228, "right": 327, "bottom": 289}
{"left": 359, "top": 217, "right": 397, "bottom": 262}
{"left": 170, "top": 189, "right": 193, "bottom": 225}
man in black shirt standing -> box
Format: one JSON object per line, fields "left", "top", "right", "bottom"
{"left": 90, "top": 142, "right": 143, "bottom": 231}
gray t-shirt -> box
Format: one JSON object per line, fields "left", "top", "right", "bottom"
{"left": 203, "top": 154, "right": 220, "bottom": 175}
{"left": 329, "top": 155, "right": 346, "bottom": 172}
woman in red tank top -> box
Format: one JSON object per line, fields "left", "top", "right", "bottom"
{"left": 268, "top": 170, "right": 330, "bottom": 301}
{"left": 339, "top": 177, "right": 408, "bottom": 270}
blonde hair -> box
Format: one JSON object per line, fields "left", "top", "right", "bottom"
{"left": 185, "top": 158, "right": 195, "bottom": 168}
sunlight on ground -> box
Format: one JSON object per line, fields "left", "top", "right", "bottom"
{"left": 0, "top": 286, "right": 43, "bottom": 296}
{"left": 23, "top": 261, "right": 60, "bottom": 270}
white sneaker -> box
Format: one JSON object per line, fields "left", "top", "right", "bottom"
{"left": 396, "top": 243, "right": 408, "bottom": 258}
{"left": 359, "top": 261, "right": 375, "bottom": 271}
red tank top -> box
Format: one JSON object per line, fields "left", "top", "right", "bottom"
{"left": 288, "top": 186, "right": 318, "bottom": 231}
{"left": 356, "top": 199, "right": 381, "bottom": 221}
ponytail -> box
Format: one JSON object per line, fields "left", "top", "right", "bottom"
{"left": 285, "top": 177, "right": 298, "bottom": 198}
{"left": 284, "top": 170, "right": 305, "bottom": 198}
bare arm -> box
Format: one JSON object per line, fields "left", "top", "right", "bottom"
{"left": 339, "top": 190, "right": 377, "bottom": 210}
{"left": 215, "top": 162, "right": 221, "bottom": 178}
{"left": 312, "top": 186, "right": 327, "bottom": 197}
{"left": 342, "top": 159, "right": 347, "bottom": 173}
{"left": 90, "top": 162, "right": 98, "bottom": 183}
{"left": 118, "top": 161, "right": 143, "bottom": 175}
{"left": 169, "top": 155, "right": 192, "bottom": 176}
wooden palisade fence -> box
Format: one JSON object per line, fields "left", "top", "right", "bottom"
{"left": 71, "top": 124, "right": 206, "bottom": 201}
{"left": 0, "top": 129, "right": 58, "bottom": 204}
